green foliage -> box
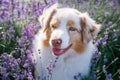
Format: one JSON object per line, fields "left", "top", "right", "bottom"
{"left": 65, "top": 0, "right": 120, "bottom": 80}
{"left": 0, "top": 22, "right": 22, "bottom": 55}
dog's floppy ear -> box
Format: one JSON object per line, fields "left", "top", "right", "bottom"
{"left": 80, "top": 13, "right": 101, "bottom": 44}
{"left": 38, "top": 4, "right": 58, "bottom": 32}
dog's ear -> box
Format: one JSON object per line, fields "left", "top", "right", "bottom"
{"left": 38, "top": 4, "right": 60, "bottom": 32}
{"left": 80, "top": 13, "right": 101, "bottom": 44}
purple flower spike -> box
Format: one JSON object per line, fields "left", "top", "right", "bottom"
{"left": 2, "top": 33, "right": 6, "bottom": 39}
{"left": 17, "top": 8, "right": 21, "bottom": 19}
{"left": 104, "top": 12, "right": 110, "bottom": 17}
{"left": 108, "top": 21, "right": 113, "bottom": 26}
{"left": 104, "top": 58, "right": 108, "bottom": 63}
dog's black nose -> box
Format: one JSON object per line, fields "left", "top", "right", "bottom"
{"left": 52, "top": 39, "right": 62, "bottom": 47}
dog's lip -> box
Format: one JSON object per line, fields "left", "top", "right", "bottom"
{"left": 52, "top": 44, "right": 72, "bottom": 56}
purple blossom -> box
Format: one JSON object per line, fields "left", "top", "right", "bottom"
{"left": 11, "top": 0, "right": 15, "bottom": 7}
{"left": 106, "top": 73, "right": 113, "bottom": 80}
{"left": 16, "top": 58, "right": 21, "bottom": 64}
{"left": 74, "top": 0, "right": 79, "bottom": 8}
{"left": 18, "top": 38, "right": 25, "bottom": 46}
{"left": 9, "top": 26, "right": 15, "bottom": 33}
{"left": 62, "top": 0, "right": 67, "bottom": 7}
{"left": 2, "top": 75, "right": 7, "bottom": 80}
{"left": 46, "top": 60, "right": 53, "bottom": 74}
{"left": 27, "top": 52, "right": 33, "bottom": 61}
{"left": 2, "top": 33, "right": 6, "bottom": 39}
{"left": 95, "top": 39, "right": 102, "bottom": 47}
{"left": 108, "top": 1, "right": 118, "bottom": 8}
{"left": 81, "top": 0, "right": 86, "bottom": 8}
{"left": 96, "top": 1, "right": 101, "bottom": 7}
{"left": 0, "top": 10, "right": 5, "bottom": 19}
{"left": 17, "top": 8, "right": 21, "bottom": 18}
{"left": 23, "top": 63, "right": 28, "bottom": 68}
{"left": 104, "top": 58, "right": 108, "bottom": 63}
{"left": 105, "top": 12, "right": 110, "bottom": 17}
{"left": 8, "top": 33, "right": 14, "bottom": 39}
{"left": 108, "top": 21, "right": 113, "bottom": 26}
{"left": 93, "top": 73, "right": 97, "bottom": 78}
{"left": 112, "top": 33, "right": 117, "bottom": 38}
{"left": 2, "top": 0, "right": 9, "bottom": 6}
{"left": 0, "top": 67, "right": 7, "bottom": 74}
{"left": 0, "top": 0, "right": 2, "bottom": 4}
{"left": 102, "top": 35, "right": 108, "bottom": 45}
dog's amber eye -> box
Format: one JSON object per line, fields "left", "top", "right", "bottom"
{"left": 51, "top": 25, "right": 56, "bottom": 29}
{"left": 69, "top": 27, "right": 76, "bottom": 31}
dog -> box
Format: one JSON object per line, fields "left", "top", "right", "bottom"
{"left": 32, "top": 4, "right": 101, "bottom": 80}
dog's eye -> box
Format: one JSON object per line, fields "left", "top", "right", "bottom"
{"left": 69, "top": 27, "right": 76, "bottom": 31}
{"left": 51, "top": 25, "right": 56, "bottom": 29}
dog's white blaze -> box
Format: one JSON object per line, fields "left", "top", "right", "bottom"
{"left": 49, "top": 25, "right": 70, "bottom": 48}
{"left": 49, "top": 9, "right": 81, "bottom": 49}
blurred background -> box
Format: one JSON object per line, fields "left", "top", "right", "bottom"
{"left": 0, "top": 0, "right": 120, "bottom": 80}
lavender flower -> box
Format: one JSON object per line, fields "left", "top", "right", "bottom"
{"left": 96, "top": 1, "right": 101, "bottom": 7}
{"left": 108, "top": 21, "right": 113, "bottom": 26}
{"left": 46, "top": 60, "right": 53, "bottom": 74}
{"left": 2, "top": 32, "right": 6, "bottom": 39}
{"left": 62, "top": 0, "right": 67, "bottom": 7}
{"left": 0, "top": 0, "right": 2, "bottom": 4}
{"left": 17, "top": 8, "right": 21, "bottom": 19}
{"left": 95, "top": 39, "right": 102, "bottom": 47}
{"left": 106, "top": 73, "right": 113, "bottom": 80}
{"left": 18, "top": 37, "right": 25, "bottom": 46}
{"left": 102, "top": 35, "right": 108, "bottom": 45}
{"left": 93, "top": 73, "right": 97, "bottom": 78}
{"left": 104, "top": 58, "right": 108, "bottom": 63}
{"left": 81, "top": 0, "right": 86, "bottom": 8}
{"left": 105, "top": 12, "right": 110, "bottom": 17}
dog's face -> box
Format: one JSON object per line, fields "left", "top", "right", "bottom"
{"left": 39, "top": 5, "right": 101, "bottom": 56}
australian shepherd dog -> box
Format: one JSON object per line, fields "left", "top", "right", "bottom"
{"left": 32, "top": 4, "right": 101, "bottom": 80}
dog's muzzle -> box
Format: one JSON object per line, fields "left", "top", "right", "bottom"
{"left": 51, "top": 44, "right": 72, "bottom": 56}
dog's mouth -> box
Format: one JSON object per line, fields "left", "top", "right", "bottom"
{"left": 52, "top": 44, "right": 72, "bottom": 56}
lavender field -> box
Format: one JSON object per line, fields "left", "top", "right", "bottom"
{"left": 0, "top": 0, "right": 120, "bottom": 80}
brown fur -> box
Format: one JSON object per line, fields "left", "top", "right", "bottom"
{"left": 80, "top": 14, "right": 92, "bottom": 44}
{"left": 90, "top": 26, "right": 97, "bottom": 33}
{"left": 66, "top": 20, "right": 75, "bottom": 27}
{"left": 66, "top": 19, "right": 86, "bottom": 53}
{"left": 51, "top": 18, "right": 59, "bottom": 28}
{"left": 80, "top": 16, "right": 86, "bottom": 27}
{"left": 72, "top": 40, "right": 86, "bottom": 53}
{"left": 71, "top": 37, "right": 86, "bottom": 53}
{"left": 42, "top": 30, "right": 50, "bottom": 47}
{"left": 66, "top": 18, "right": 86, "bottom": 53}
{"left": 69, "top": 29, "right": 86, "bottom": 53}
{"left": 43, "top": 9, "right": 56, "bottom": 32}
{"left": 42, "top": 9, "right": 56, "bottom": 47}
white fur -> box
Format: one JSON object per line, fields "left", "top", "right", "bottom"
{"left": 33, "top": 5, "right": 100, "bottom": 80}
{"left": 33, "top": 30, "right": 95, "bottom": 80}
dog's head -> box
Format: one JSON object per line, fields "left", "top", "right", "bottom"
{"left": 39, "top": 4, "right": 101, "bottom": 56}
